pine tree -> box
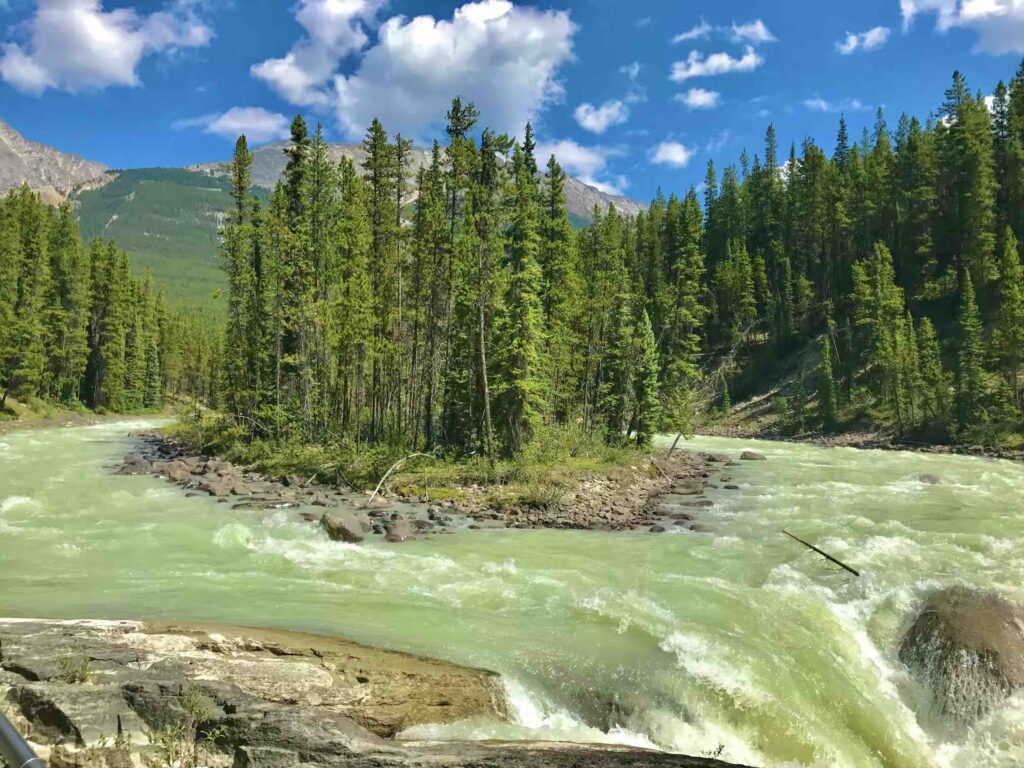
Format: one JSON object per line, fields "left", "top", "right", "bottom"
{"left": 497, "top": 144, "right": 546, "bottom": 455}
{"left": 955, "top": 270, "right": 987, "bottom": 433}
{"left": 916, "top": 316, "right": 950, "bottom": 424}
{"left": 993, "top": 227, "right": 1024, "bottom": 408}
{"left": 632, "top": 308, "right": 661, "bottom": 446}
{"left": 818, "top": 335, "right": 838, "bottom": 429}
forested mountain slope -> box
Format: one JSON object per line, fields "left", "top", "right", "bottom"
{"left": 0, "top": 119, "right": 641, "bottom": 316}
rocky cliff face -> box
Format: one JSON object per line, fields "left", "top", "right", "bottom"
{"left": 0, "top": 120, "right": 108, "bottom": 203}
{"left": 190, "top": 141, "right": 644, "bottom": 223}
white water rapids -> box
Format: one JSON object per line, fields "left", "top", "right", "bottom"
{"left": 0, "top": 421, "right": 1021, "bottom": 767}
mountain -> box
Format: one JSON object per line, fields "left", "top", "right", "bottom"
{"left": 0, "top": 120, "right": 643, "bottom": 315}
{"left": 0, "top": 119, "right": 107, "bottom": 204}
{"left": 189, "top": 140, "right": 645, "bottom": 224}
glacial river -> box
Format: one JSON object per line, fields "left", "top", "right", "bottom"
{"left": 0, "top": 421, "right": 1021, "bottom": 767}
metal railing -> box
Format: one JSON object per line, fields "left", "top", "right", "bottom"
{"left": 0, "top": 713, "right": 43, "bottom": 768}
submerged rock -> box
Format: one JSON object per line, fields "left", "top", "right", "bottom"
{"left": 320, "top": 511, "right": 365, "bottom": 544}
{"left": 916, "top": 474, "right": 942, "bottom": 485}
{"left": 899, "top": 588, "right": 1024, "bottom": 724}
{"left": 384, "top": 518, "right": 416, "bottom": 542}
{"left": 740, "top": 451, "right": 766, "bottom": 461}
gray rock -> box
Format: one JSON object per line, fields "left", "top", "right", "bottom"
{"left": 671, "top": 480, "right": 704, "bottom": 495}
{"left": 233, "top": 746, "right": 300, "bottom": 768}
{"left": 917, "top": 474, "right": 942, "bottom": 485}
{"left": 649, "top": 525, "right": 666, "bottom": 533}
{"left": 467, "top": 520, "right": 506, "bottom": 530}
{"left": 899, "top": 588, "right": 1024, "bottom": 724}
{"left": 8, "top": 683, "right": 146, "bottom": 747}
{"left": 385, "top": 519, "right": 416, "bottom": 543}
{"left": 320, "top": 512, "right": 365, "bottom": 544}
{"left": 740, "top": 451, "right": 766, "bottom": 461}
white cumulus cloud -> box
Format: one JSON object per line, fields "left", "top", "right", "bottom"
{"left": 650, "top": 141, "right": 695, "bottom": 168}
{"left": 675, "top": 87, "right": 721, "bottom": 109}
{"left": 535, "top": 139, "right": 626, "bottom": 195}
{"left": 574, "top": 100, "right": 629, "bottom": 133}
{"left": 0, "top": 0, "right": 212, "bottom": 94}
{"left": 670, "top": 46, "right": 764, "bottom": 81}
{"left": 901, "top": 0, "right": 1024, "bottom": 54}
{"left": 836, "top": 26, "right": 891, "bottom": 54}
{"left": 251, "top": 0, "right": 386, "bottom": 108}
{"left": 262, "top": 0, "right": 574, "bottom": 139}
{"left": 173, "top": 107, "right": 291, "bottom": 144}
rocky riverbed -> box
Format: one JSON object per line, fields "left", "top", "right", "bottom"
{"left": 0, "top": 619, "right": 748, "bottom": 768}
{"left": 118, "top": 433, "right": 766, "bottom": 544}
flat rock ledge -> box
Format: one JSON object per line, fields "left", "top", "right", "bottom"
{"left": 120, "top": 433, "right": 744, "bottom": 539}
{"left": 0, "top": 619, "right": 748, "bottom": 768}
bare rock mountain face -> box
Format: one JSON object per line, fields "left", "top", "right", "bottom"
{"left": 190, "top": 140, "right": 645, "bottom": 223}
{"left": 0, "top": 119, "right": 108, "bottom": 204}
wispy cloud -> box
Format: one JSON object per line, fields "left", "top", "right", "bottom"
{"left": 804, "top": 96, "right": 870, "bottom": 113}
{"left": 619, "top": 61, "right": 641, "bottom": 81}
{"left": 672, "top": 20, "right": 712, "bottom": 43}
{"left": 670, "top": 46, "right": 763, "bottom": 81}
{"left": 730, "top": 19, "right": 776, "bottom": 44}
{"left": 672, "top": 18, "right": 776, "bottom": 46}
{"left": 836, "top": 26, "right": 891, "bottom": 54}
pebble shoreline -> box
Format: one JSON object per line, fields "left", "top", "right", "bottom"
{"left": 119, "top": 432, "right": 769, "bottom": 543}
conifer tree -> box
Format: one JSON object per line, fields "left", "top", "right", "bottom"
{"left": 632, "top": 308, "right": 661, "bottom": 446}
{"left": 818, "top": 335, "right": 838, "bottom": 429}
{"left": 497, "top": 144, "right": 546, "bottom": 455}
{"left": 955, "top": 270, "right": 987, "bottom": 433}
{"left": 916, "top": 316, "right": 950, "bottom": 424}
{"left": 993, "top": 227, "right": 1024, "bottom": 408}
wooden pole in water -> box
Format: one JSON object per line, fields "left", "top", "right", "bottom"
{"left": 781, "top": 529, "right": 861, "bottom": 577}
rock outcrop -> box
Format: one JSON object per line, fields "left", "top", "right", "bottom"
{"left": 899, "top": 588, "right": 1024, "bottom": 723}
{"left": 0, "top": 619, "right": 749, "bottom": 768}
{"left": 0, "top": 119, "right": 108, "bottom": 202}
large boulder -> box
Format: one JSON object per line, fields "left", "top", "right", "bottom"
{"left": 320, "top": 512, "right": 365, "bottom": 544}
{"left": 740, "top": 451, "right": 766, "bottom": 461}
{"left": 899, "top": 588, "right": 1024, "bottom": 723}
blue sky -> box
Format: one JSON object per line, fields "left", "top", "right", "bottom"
{"left": 1, "top": 1, "right": 1022, "bottom": 202}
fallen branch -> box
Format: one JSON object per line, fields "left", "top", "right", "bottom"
{"left": 781, "top": 529, "right": 860, "bottom": 577}
{"left": 365, "top": 452, "right": 436, "bottom": 506}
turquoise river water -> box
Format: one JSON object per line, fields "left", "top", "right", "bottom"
{"left": 0, "top": 420, "right": 1021, "bottom": 767}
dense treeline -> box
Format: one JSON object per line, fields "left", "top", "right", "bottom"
{"left": 220, "top": 62, "right": 1024, "bottom": 455}
{"left": 0, "top": 186, "right": 213, "bottom": 413}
